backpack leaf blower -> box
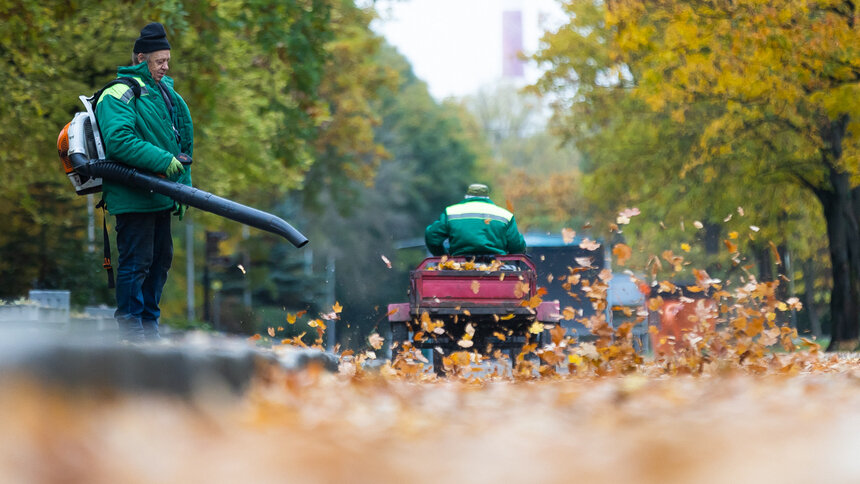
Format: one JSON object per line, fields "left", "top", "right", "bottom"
{"left": 58, "top": 112, "right": 308, "bottom": 249}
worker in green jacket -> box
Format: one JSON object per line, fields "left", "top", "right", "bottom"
{"left": 425, "top": 184, "right": 526, "bottom": 256}
{"left": 96, "top": 22, "right": 194, "bottom": 342}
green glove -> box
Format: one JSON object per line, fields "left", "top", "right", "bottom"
{"left": 165, "top": 157, "right": 185, "bottom": 178}
{"left": 173, "top": 202, "right": 187, "bottom": 221}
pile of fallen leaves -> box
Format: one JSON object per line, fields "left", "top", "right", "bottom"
{"left": 425, "top": 256, "right": 506, "bottom": 272}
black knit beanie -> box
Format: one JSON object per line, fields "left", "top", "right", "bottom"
{"left": 133, "top": 22, "right": 171, "bottom": 53}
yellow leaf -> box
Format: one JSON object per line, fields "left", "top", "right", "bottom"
{"left": 500, "top": 313, "right": 515, "bottom": 320}
{"left": 332, "top": 301, "right": 343, "bottom": 313}
{"left": 568, "top": 354, "right": 583, "bottom": 366}
{"left": 287, "top": 313, "right": 297, "bottom": 324}
{"left": 681, "top": 243, "right": 691, "bottom": 252}
{"left": 729, "top": 231, "right": 738, "bottom": 239}
{"left": 470, "top": 280, "right": 480, "bottom": 294}
{"left": 529, "top": 321, "right": 545, "bottom": 334}
{"left": 563, "top": 306, "right": 578, "bottom": 320}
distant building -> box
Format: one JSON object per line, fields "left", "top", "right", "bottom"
{"left": 372, "top": 0, "right": 565, "bottom": 100}
{"left": 502, "top": 10, "right": 524, "bottom": 78}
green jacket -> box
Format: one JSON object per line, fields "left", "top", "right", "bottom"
{"left": 95, "top": 62, "right": 194, "bottom": 214}
{"left": 425, "top": 197, "right": 526, "bottom": 256}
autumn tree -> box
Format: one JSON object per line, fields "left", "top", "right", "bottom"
{"left": 534, "top": 0, "right": 858, "bottom": 348}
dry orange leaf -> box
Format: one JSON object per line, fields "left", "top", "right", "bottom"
{"left": 613, "top": 243, "right": 632, "bottom": 266}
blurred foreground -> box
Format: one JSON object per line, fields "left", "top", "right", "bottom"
{"left": 1, "top": 343, "right": 860, "bottom": 483}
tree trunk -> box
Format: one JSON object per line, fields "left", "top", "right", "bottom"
{"left": 802, "top": 258, "right": 822, "bottom": 338}
{"left": 755, "top": 243, "right": 773, "bottom": 282}
{"left": 820, "top": 115, "right": 860, "bottom": 350}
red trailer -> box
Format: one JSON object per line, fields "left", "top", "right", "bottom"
{"left": 388, "top": 255, "right": 560, "bottom": 368}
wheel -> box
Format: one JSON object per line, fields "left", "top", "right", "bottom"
{"left": 390, "top": 321, "right": 408, "bottom": 346}
{"left": 432, "top": 346, "right": 446, "bottom": 376}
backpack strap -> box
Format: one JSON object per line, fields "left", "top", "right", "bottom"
{"left": 95, "top": 199, "right": 115, "bottom": 289}
{"left": 156, "top": 81, "right": 181, "bottom": 143}
{"left": 95, "top": 77, "right": 141, "bottom": 105}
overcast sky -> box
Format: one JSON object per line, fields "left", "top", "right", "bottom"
{"left": 370, "top": 0, "right": 566, "bottom": 100}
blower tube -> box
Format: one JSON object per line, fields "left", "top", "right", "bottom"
{"left": 69, "top": 153, "right": 308, "bottom": 248}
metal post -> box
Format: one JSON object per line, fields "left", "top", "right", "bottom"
{"left": 185, "top": 217, "right": 196, "bottom": 321}
{"left": 242, "top": 225, "right": 251, "bottom": 308}
{"left": 326, "top": 254, "right": 336, "bottom": 350}
{"left": 786, "top": 250, "right": 796, "bottom": 328}
{"left": 86, "top": 193, "right": 95, "bottom": 253}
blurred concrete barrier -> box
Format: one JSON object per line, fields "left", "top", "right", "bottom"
{"left": 0, "top": 329, "right": 338, "bottom": 398}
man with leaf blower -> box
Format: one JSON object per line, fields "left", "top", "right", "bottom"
{"left": 96, "top": 22, "right": 194, "bottom": 342}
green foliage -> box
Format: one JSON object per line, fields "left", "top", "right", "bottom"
{"left": 0, "top": 0, "right": 393, "bottom": 307}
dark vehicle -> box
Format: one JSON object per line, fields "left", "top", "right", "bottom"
{"left": 388, "top": 254, "right": 559, "bottom": 370}
{"left": 524, "top": 233, "right": 607, "bottom": 335}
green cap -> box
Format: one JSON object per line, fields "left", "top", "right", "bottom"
{"left": 465, "top": 183, "right": 489, "bottom": 197}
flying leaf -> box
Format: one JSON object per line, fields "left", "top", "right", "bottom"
{"left": 579, "top": 238, "right": 601, "bottom": 250}
{"left": 768, "top": 241, "right": 782, "bottom": 265}
{"left": 332, "top": 301, "right": 343, "bottom": 313}
{"left": 381, "top": 255, "right": 392, "bottom": 268}
{"left": 681, "top": 243, "right": 691, "bottom": 252}
{"left": 457, "top": 338, "right": 474, "bottom": 348}
{"left": 368, "top": 333, "right": 384, "bottom": 350}
{"left": 724, "top": 239, "right": 738, "bottom": 253}
{"left": 562, "top": 228, "right": 576, "bottom": 244}
{"left": 267, "top": 327, "right": 275, "bottom": 337}
{"left": 612, "top": 243, "right": 632, "bottom": 266}
{"left": 528, "top": 321, "right": 545, "bottom": 334}
{"left": 619, "top": 207, "right": 640, "bottom": 218}
{"left": 514, "top": 281, "right": 530, "bottom": 298}
{"left": 693, "top": 221, "right": 703, "bottom": 229}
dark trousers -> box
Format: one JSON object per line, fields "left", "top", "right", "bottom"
{"left": 114, "top": 210, "right": 173, "bottom": 341}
